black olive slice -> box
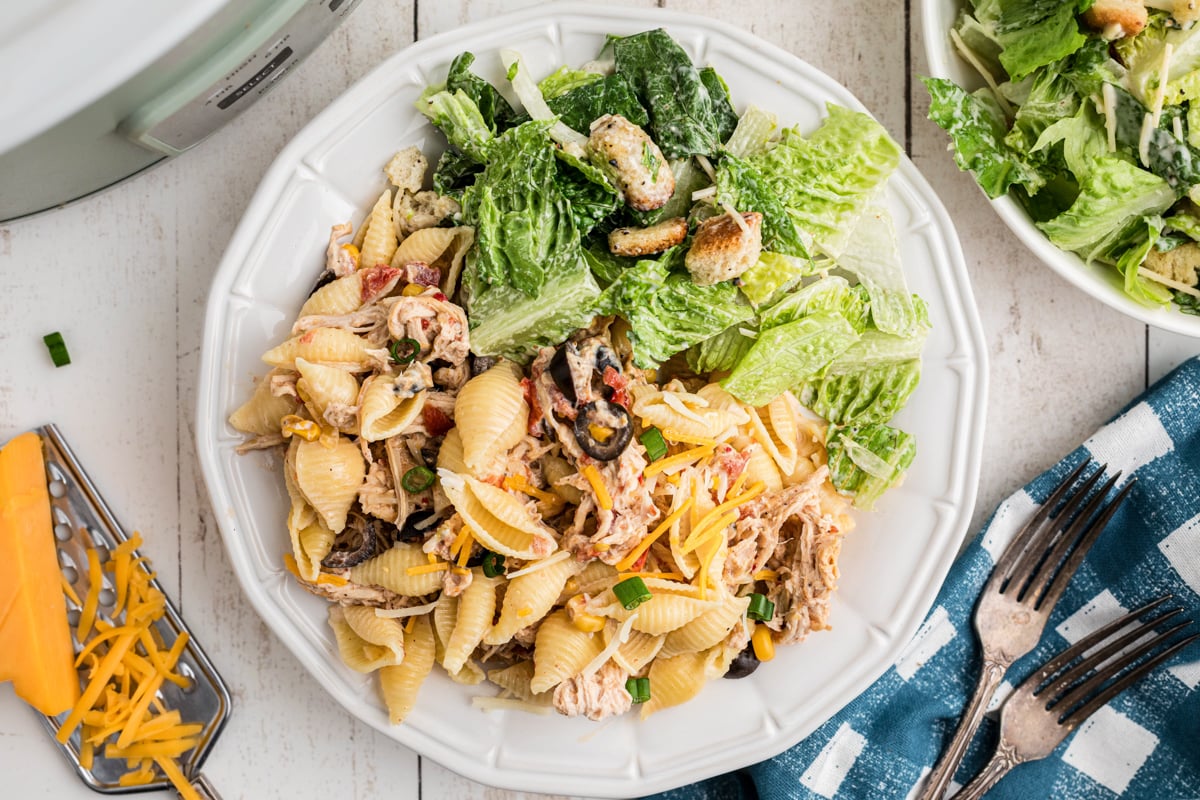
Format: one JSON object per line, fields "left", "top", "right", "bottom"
{"left": 321, "top": 519, "right": 378, "bottom": 568}
{"left": 309, "top": 270, "right": 337, "bottom": 296}
{"left": 573, "top": 400, "right": 633, "bottom": 461}
{"left": 397, "top": 509, "right": 438, "bottom": 543}
{"left": 594, "top": 344, "right": 622, "bottom": 377}
{"left": 724, "top": 644, "right": 760, "bottom": 679}
{"left": 470, "top": 355, "right": 497, "bottom": 377}
{"left": 549, "top": 343, "right": 578, "bottom": 404}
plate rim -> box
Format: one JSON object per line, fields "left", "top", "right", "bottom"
{"left": 195, "top": 3, "right": 990, "bottom": 795}
{"left": 919, "top": 0, "right": 1200, "bottom": 338}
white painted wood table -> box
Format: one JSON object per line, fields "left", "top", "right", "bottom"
{"left": 1, "top": 1, "right": 1197, "bottom": 797}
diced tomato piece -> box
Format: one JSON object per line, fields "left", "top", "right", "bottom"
{"left": 601, "top": 366, "right": 629, "bottom": 409}
{"left": 359, "top": 265, "right": 400, "bottom": 302}
{"left": 423, "top": 405, "right": 453, "bottom": 436}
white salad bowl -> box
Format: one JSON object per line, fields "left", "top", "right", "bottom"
{"left": 922, "top": 0, "right": 1200, "bottom": 337}
{"left": 195, "top": 3, "right": 989, "bottom": 796}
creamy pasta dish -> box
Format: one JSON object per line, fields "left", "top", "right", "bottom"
{"left": 230, "top": 29, "right": 927, "bottom": 722}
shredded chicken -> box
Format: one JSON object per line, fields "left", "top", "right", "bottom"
{"left": 422, "top": 514, "right": 462, "bottom": 561}
{"left": 359, "top": 460, "right": 399, "bottom": 523}
{"left": 385, "top": 289, "right": 470, "bottom": 366}
{"left": 552, "top": 661, "right": 632, "bottom": 720}
{"left": 293, "top": 304, "right": 390, "bottom": 345}
{"left": 296, "top": 577, "right": 428, "bottom": 610}
{"left": 325, "top": 222, "right": 356, "bottom": 276}
{"left": 442, "top": 566, "right": 473, "bottom": 597}
{"left": 269, "top": 370, "right": 300, "bottom": 400}
{"left": 394, "top": 190, "right": 459, "bottom": 236}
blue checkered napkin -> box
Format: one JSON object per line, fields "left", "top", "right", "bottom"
{"left": 647, "top": 358, "right": 1200, "bottom": 800}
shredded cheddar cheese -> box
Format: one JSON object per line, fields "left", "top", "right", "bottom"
{"left": 682, "top": 483, "right": 764, "bottom": 553}
{"left": 283, "top": 553, "right": 348, "bottom": 586}
{"left": 753, "top": 569, "right": 779, "bottom": 581}
{"left": 55, "top": 535, "right": 206, "bottom": 799}
{"left": 581, "top": 464, "right": 612, "bottom": 510}
{"left": 660, "top": 429, "right": 717, "bottom": 447}
{"left": 643, "top": 445, "right": 714, "bottom": 478}
{"left": 614, "top": 498, "right": 695, "bottom": 571}
{"left": 405, "top": 561, "right": 450, "bottom": 576}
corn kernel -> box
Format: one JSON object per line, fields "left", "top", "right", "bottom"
{"left": 280, "top": 414, "right": 321, "bottom": 442}
{"left": 402, "top": 283, "right": 426, "bottom": 297}
{"left": 751, "top": 623, "right": 775, "bottom": 662}
{"left": 340, "top": 243, "right": 360, "bottom": 267}
{"left": 588, "top": 424, "right": 614, "bottom": 443}
{"left": 565, "top": 595, "right": 606, "bottom": 633}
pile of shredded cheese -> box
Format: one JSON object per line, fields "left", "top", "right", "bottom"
{"left": 56, "top": 532, "right": 204, "bottom": 799}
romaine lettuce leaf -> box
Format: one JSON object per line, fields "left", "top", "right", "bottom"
{"left": 599, "top": 251, "right": 754, "bottom": 367}
{"left": 546, "top": 73, "right": 648, "bottom": 134}
{"left": 539, "top": 66, "right": 602, "bottom": 99}
{"left": 826, "top": 423, "right": 917, "bottom": 510}
{"left": 759, "top": 275, "right": 871, "bottom": 332}
{"left": 923, "top": 77, "right": 1044, "bottom": 198}
{"left": 836, "top": 208, "right": 920, "bottom": 337}
{"left": 738, "top": 252, "right": 816, "bottom": 307}
{"left": 1165, "top": 209, "right": 1200, "bottom": 241}
{"left": 464, "top": 255, "right": 602, "bottom": 361}
{"left": 446, "top": 51, "right": 519, "bottom": 133}
{"left": 749, "top": 104, "right": 901, "bottom": 257}
{"left": 432, "top": 147, "right": 483, "bottom": 198}
{"left": 612, "top": 29, "right": 723, "bottom": 158}
{"left": 688, "top": 325, "right": 756, "bottom": 373}
{"left": 797, "top": 331, "right": 926, "bottom": 425}
{"left": 1108, "top": 85, "right": 1200, "bottom": 195}
{"left": 1113, "top": 216, "right": 1174, "bottom": 307}
{"left": 554, "top": 149, "right": 620, "bottom": 235}
{"left": 1005, "top": 64, "right": 1080, "bottom": 155}
{"left": 582, "top": 240, "right": 633, "bottom": 287}
{"left": 724, "top": 106, "right": 779, "bottom": 159}
{"left": 463, "top": 122, "right": 581, "bottom": 296}
{"left": 722, "top": 312, "right": 860, "bottom": 407}
{"left": 631, "top": 158, "right": 709, "bottom": 227}
{"left": 716, "top": 154, "right": 810, "bottom": 258}
{"left": 1037, "top": 157, "right": 1175, "bottom": 261}
{"left": 700, "top": 67, "right": 739, "bottom": 144}
{"left": 1121, "top": 17, "right": 1200, "bottom": 108}
{"left": 994, "top": 0, "right": 1088, "bottom": 81}
{"left": 416, "top": 87, "right": 496, "bottom": 163}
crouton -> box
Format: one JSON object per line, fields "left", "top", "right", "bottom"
{"left": 1143, "top": 242, "right": 1200, "bottom": 287}
{"left": 608, "top": 217, "right": 689, "bottom": 257}
{"left": 384, "top": 146, "right": 428, "bottom": 194}
{"left": 394, "top": 190, "right": 459, "bottom": 236}
{"left": 1146, "top": 0, "right": 1200, "bottom": 25}
{"left": 1083, "top": 0, "right": 1148, "bottom": 38}
{"left": 587, "top": 114, "right": 675, "bottom": 212}
{"left": 684, "top": 211, "right": 763, "bottom": 286}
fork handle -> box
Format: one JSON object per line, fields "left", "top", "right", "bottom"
{"left": 949, "top": 740, "right": 1024, "bottom": 800}
{"left": 916, "top": 659, "right": 1007, "bottom": 800}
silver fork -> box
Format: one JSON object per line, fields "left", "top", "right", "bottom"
{"left": 949, "top": 596, "right": 1198, "bottom": 800}
{"left": 918, "top": 460, "right": 1134, "bottom": 800}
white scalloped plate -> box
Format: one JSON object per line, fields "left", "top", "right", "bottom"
{"left": 921, "top": 0, "right": 1200, "bottom": 337}
{"left": 195, "top": 4, "right": 988, "bottom": 796}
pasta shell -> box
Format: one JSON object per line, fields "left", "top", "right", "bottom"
{"left": 442, "top": 569, "right": 499, "bottom": 674}
{"left": 329, "top": 605, "right": 402, "bottom": 673}
{"left": 599, "top": 579, "right": 718, "bottom": 635}
{"left": 229, "top": 370, "right": 299, "bottom": 435}
{"left": 602, "top": 622, "right": 665, "bottom": 673}
{"left": 530, "top": 610, "right": 604, "bottom": 695}
{"left": 749, "top": 396, "right": 799, "bottom": 476}
{"left": 358, "top": 374, "right": 427, "bottom": 442}
{"left": 439, "top": 471, "right": 556, "bottom": 560}
{"left": 342, "top": 605, "right": 405, "bottom": 662}
{"left": 436, "top": 427, "right": 467, "bottom": 474}
{"left": 284, "top": 441, "right": 318, "bottom": 534}
{"left": 298, "top": 272, "right": 363, "bottom": 319}
{"left": 485, "top": 556, "right": 582, "bottom": 645}
{"left": 487, "top": 661, "right": 549, "bottom": 702}
{"left": 359, "top": 189, "right": 398, "bottom": 270}
{"left": 640, "top": 651, "right": 710, "bottom": 718}
{"left": 290, "top": 520, "right": 335, "bottom": 583}
{"left": 293, "top": 438, "right": 366, "bottom": 532}
{"left": 431, "top": 591, "right": 485, "bottom": 684}
{"left": 455, "top": 361, "right": 528, "bottom": 475}
{"left": 296, "top": 357, "right": 360, "bottom": 432}
{"left": 658, "top": 592, "right": 750, "bottom": 657}
{"left": 378, "top": 614, "right": 435, "bottom": 724}
{"left": 390, "top": 226, "right": 475, "bottom": 296}
{"left": 263, "top": 328, "right": 375, "bottom": 372}
{"left": 349, "top": 543, "right": 445, "bottom": 597}
{"left": 741, "top": 442, "right": 783, "bottom": 493}
{"left": 631, "top": 386, "right": 746, "bottom": 441}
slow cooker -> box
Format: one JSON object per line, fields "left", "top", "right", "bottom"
{"left": 0, "top": 0, "right": 363, "bottom": 222}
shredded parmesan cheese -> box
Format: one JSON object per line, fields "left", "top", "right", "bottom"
{"left": 722, "top": 201, "right": 751, "bottom": 234}
{"left": 948, "top": 27, "right": 1013, "bottom": 117}
{"left": 1140, "top": 112, "right": 1155, "bottom": 166}
{"left": 691, "top": 185, "right": 718, "bottom": 202}
{"left": 580, "top": 612, "right": 639, "bottom": 678}
{"left": 1102, "top": 83, "right": 1118, "bottom": 153}
{"left": 471, "top": 696, "right": 555, "bottom": 715}
{"left": 1138, "top": 267, "right": 1200, "bottom": 297}
{"left": 374, "top": 600, "right": 440, "bottom": 618}
{"left": 660, "top": 392, "right": 708, "bottom": 423}
{"left": 695, "top": 154, "right": 716, "bottom": 181}
{"left": 505, "top": 550, "right": 572, "bottom": 579}
{"left": 1152, "top": 43, "right": 1175, "bottom": 126}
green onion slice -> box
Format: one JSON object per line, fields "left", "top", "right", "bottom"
{"left": 389, "top": 337, "right": 421, "bottom": 365}
{"left": 43, "top": 332, "right": 70, "bottom": 367}
{"left": 747, "top": 592, "right": 775, "bottom": 622}
{"left": 613, "top": 576, "right": 652, "bottom": 610}
{"left": 482, "top": 551, "right": 505, "bottom": 578}
{"left": 625, "top": 676, "right": 650, "bottom": 704}
{"left": 401, "top": 466, "right": 436, "bottom": 493}
{"left": 639, "top": 427, "right": 667, "bottom": 462}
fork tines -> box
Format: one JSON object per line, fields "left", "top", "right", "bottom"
{"left": 992, "top": 459, "right": 1135, "bottom": 612}
{"left": 1029, "top": 596, "right": 1198, "bottom": 729}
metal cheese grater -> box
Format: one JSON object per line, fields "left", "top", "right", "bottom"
{"left": 33, "top": 424, "right": 231, "bottom": 799}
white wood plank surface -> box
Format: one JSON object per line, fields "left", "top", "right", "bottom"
{"left": 0, "top": 1, "right": 1194, "bottom": 798}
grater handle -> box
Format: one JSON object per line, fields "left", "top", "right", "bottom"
{"left": 183, "top": 774, "right": 223, "bottom": 800}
